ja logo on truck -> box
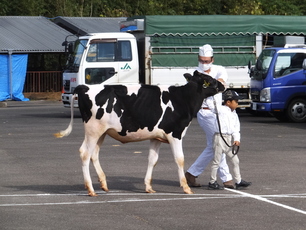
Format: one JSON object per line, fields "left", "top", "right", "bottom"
{"left": 121, "top": 63, "right": 131, "bottom": 70}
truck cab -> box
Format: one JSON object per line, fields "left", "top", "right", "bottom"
{"left": 61, "top": 32, "right": 139, "bottom": 107}
{"left": 250, "top": 46, "right": 306, "bottom": 122}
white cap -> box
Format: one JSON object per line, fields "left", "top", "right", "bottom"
{"left": 199, "top": 44, "right": 213, "bottom": 57}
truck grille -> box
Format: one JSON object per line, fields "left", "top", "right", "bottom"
{"left": 251, "top": 90, "right": 260, "bottom": 102}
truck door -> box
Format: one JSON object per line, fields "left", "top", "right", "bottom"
{"left": 272, "top": 52, "right": 306, "bottom": 92}
{"left": 271, "top": 51, "right": 306, "bottom": 122}
{"left": 84, "top": 39, "right": 133, "bottom": 85}
{"left": 271, "top": 51, "right": 306, "bottom": 109}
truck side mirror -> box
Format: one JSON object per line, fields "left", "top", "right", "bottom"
{"left": 62, "top": 41, "right": 68, "bottom": 52}
{"left": 248, "top": 60, "right": 254, "bottom": 78}
{"left": 302, "top": 59, "right": 306, "bottom": 70}
{"left": 62, "top": 41, "right": 74, "bottom": 54}
{"left": 248, "top": 60, "right": 252, "bottom": 70}
{"left": 68, "top": 42, "right": 75, "bottom": 54}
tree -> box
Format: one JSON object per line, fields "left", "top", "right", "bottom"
{"left": 1, "top": 0, "right": 306, "bottom": 17}
{"left": 261, "top": 0, "right": 302, "bottom": 15}
{"left": 225, "top": 0, "right": 303, "bottom": 15}
{"left": 225, "top": 0, "right": 264, "bottom": 15}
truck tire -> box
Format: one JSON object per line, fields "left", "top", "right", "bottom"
{"left": 287, "top": 98, "right": 306, "bottom": 123}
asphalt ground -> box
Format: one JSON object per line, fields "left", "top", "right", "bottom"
{"left": 0, "top": 100, "right": 306, "bottom": 230}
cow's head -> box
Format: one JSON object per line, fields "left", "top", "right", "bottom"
{"left": 184, "top": 71, "right": 225, "bottom": 95}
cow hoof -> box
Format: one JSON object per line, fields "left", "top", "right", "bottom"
{"left": 184, "top": 187, "right": 194, "bottom": 194}
{"left": 88, "top": 191, "right": 98, "bottom": 197}
{"left": 101, "top": 186, "right": 109, "bottom": 192}
{"left": 146, "top": 188, "right": 156, "bottom": 193}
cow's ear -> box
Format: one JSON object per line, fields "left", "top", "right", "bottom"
{"left": 193, "top": 70, "right": 200, "bottom": 76}
{"left": 184, "top": 73, "right": 192, "bottom": 82}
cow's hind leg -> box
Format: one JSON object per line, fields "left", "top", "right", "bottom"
{"left": 80, "top": 137, "right": 97, "bottom": 196}
{"left": 145, "top": 139, "right": 161, "bottom": 193}
{"left": 91, "top": 134, "right": 109, "bottom": 192}
{"left": 80, "top": 131, "right": 108, "bottom": 197}
{"left": 169, "top": 138, "right": 193, "bottom": 194}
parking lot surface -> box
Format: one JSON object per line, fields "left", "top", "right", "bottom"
{"left": 1, "top": 100, "right": 306, "bottom": 230}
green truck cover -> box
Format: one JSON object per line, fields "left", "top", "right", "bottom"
{"left": 132, "top": 15, "right": 306, "bottom": 67}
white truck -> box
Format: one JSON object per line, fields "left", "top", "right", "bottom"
{"left": 61, "top": 15, "right": 306, "bottom": 108}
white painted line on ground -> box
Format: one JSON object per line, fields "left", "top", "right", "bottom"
{"left": 263, "top": 194, "right": 306, "bottom": 198}
{"left": 1, "top": 191, "right": 306, "bottom": 212}
{"left": 0, "top": 193, "right": 91, "bottom": 197}
{"left": 225, "top": 188, "right": 306, "bottom": 215}
{"left": 0, "top": 192, "right": 242, "bottom": 197}
{"left": 0, "top": 196, "right": 235, "bottom": 207}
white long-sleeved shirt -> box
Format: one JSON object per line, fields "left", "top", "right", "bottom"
{"left": 212, "top": 105, "right": 241, "bottom": 142}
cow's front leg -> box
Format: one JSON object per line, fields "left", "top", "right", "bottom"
{"left": 169, "top": 138, "right": 194, "bottom": 194}
{"left": 145, "top": 139, "right": 161, "bottom": 193}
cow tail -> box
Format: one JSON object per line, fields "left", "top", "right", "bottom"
{"left": 54, "top": 94, "right": 76, "bottom": 138}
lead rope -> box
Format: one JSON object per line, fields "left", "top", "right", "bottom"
{"left": 213, "top": 96, "right": 239, "bottom": 155}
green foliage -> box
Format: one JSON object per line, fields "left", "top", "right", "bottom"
{"left": 1, "top": 0, "right": 306, "bottom": 17}
{"left": 261, "top": 0, "right": 302, "bottom": 15}
{"left": 225, "top": 0, "right": 265, "bottom": 15}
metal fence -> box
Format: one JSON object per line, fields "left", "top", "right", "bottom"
{"left": 23, "top": 71, "right": 62, "bottom": 93}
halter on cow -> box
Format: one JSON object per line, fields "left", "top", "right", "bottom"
{"left": 54, "top": 71, "right": 224, "bottom": 196}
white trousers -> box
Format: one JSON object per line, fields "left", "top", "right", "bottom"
{"left": 210, "top": 134, "right": 241, "bottom": 184}
{"left": 187, "top": 109, "right": 233, "bottom": 182}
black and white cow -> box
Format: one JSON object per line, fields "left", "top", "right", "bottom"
{"left": 55, "top": 71, "right": 224, "bottom": 196}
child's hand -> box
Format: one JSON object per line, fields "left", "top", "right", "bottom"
{"left": 233, "top": 141, "right": 240, "bottom": 146}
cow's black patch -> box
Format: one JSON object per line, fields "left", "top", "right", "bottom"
{"left": 95, "top": 85, "right": 128, "bottom": 119}
{"left": 93, "top": 84, "right": 163, "bottom": 136}
{"left": 75, "top": 85, "right": 92, "bottom": 123}
{"left": 162, "top": 91, "right": 170, "bottom": 104}
{"left": 158, "top": 84, "right": 194, "bottom": 139}
{"left": 118, "top": 85, "right": 163, "bottom": 135}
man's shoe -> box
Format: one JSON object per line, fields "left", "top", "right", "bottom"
{"left": 223, "top": 180, "right": 235, "bottom": 189}
{"left": 235, "top": 180, "right": 252, "bottom": 189}
{"left": 208, "top": 181, "right": 224, "bottom": 190}
{"left": 185, "top": 172, "right": 201, "bottom": 187}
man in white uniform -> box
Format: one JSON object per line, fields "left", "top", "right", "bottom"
{"left": 185, "top": 44, "right": 234, "bottom": 189}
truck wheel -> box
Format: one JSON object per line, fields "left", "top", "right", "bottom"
{"left": 287, "top": 98, "right": 306, "bottom": 123}
{"left": 272, "top": 112, "right": 289, "bottom": 122}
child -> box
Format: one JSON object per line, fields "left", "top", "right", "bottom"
{"left": 208, "top": 90, "right": 252, "bottom": 190}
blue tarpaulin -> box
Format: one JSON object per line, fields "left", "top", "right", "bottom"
{"left": 0, "top": 54, "right": 29, "bottom": 101}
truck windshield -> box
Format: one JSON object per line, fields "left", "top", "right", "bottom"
{"left": 66, "top": 39, "right": 88, "bottom": 71}
{"left": 252, "top": 49, "right": 275, "bottom": 80}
